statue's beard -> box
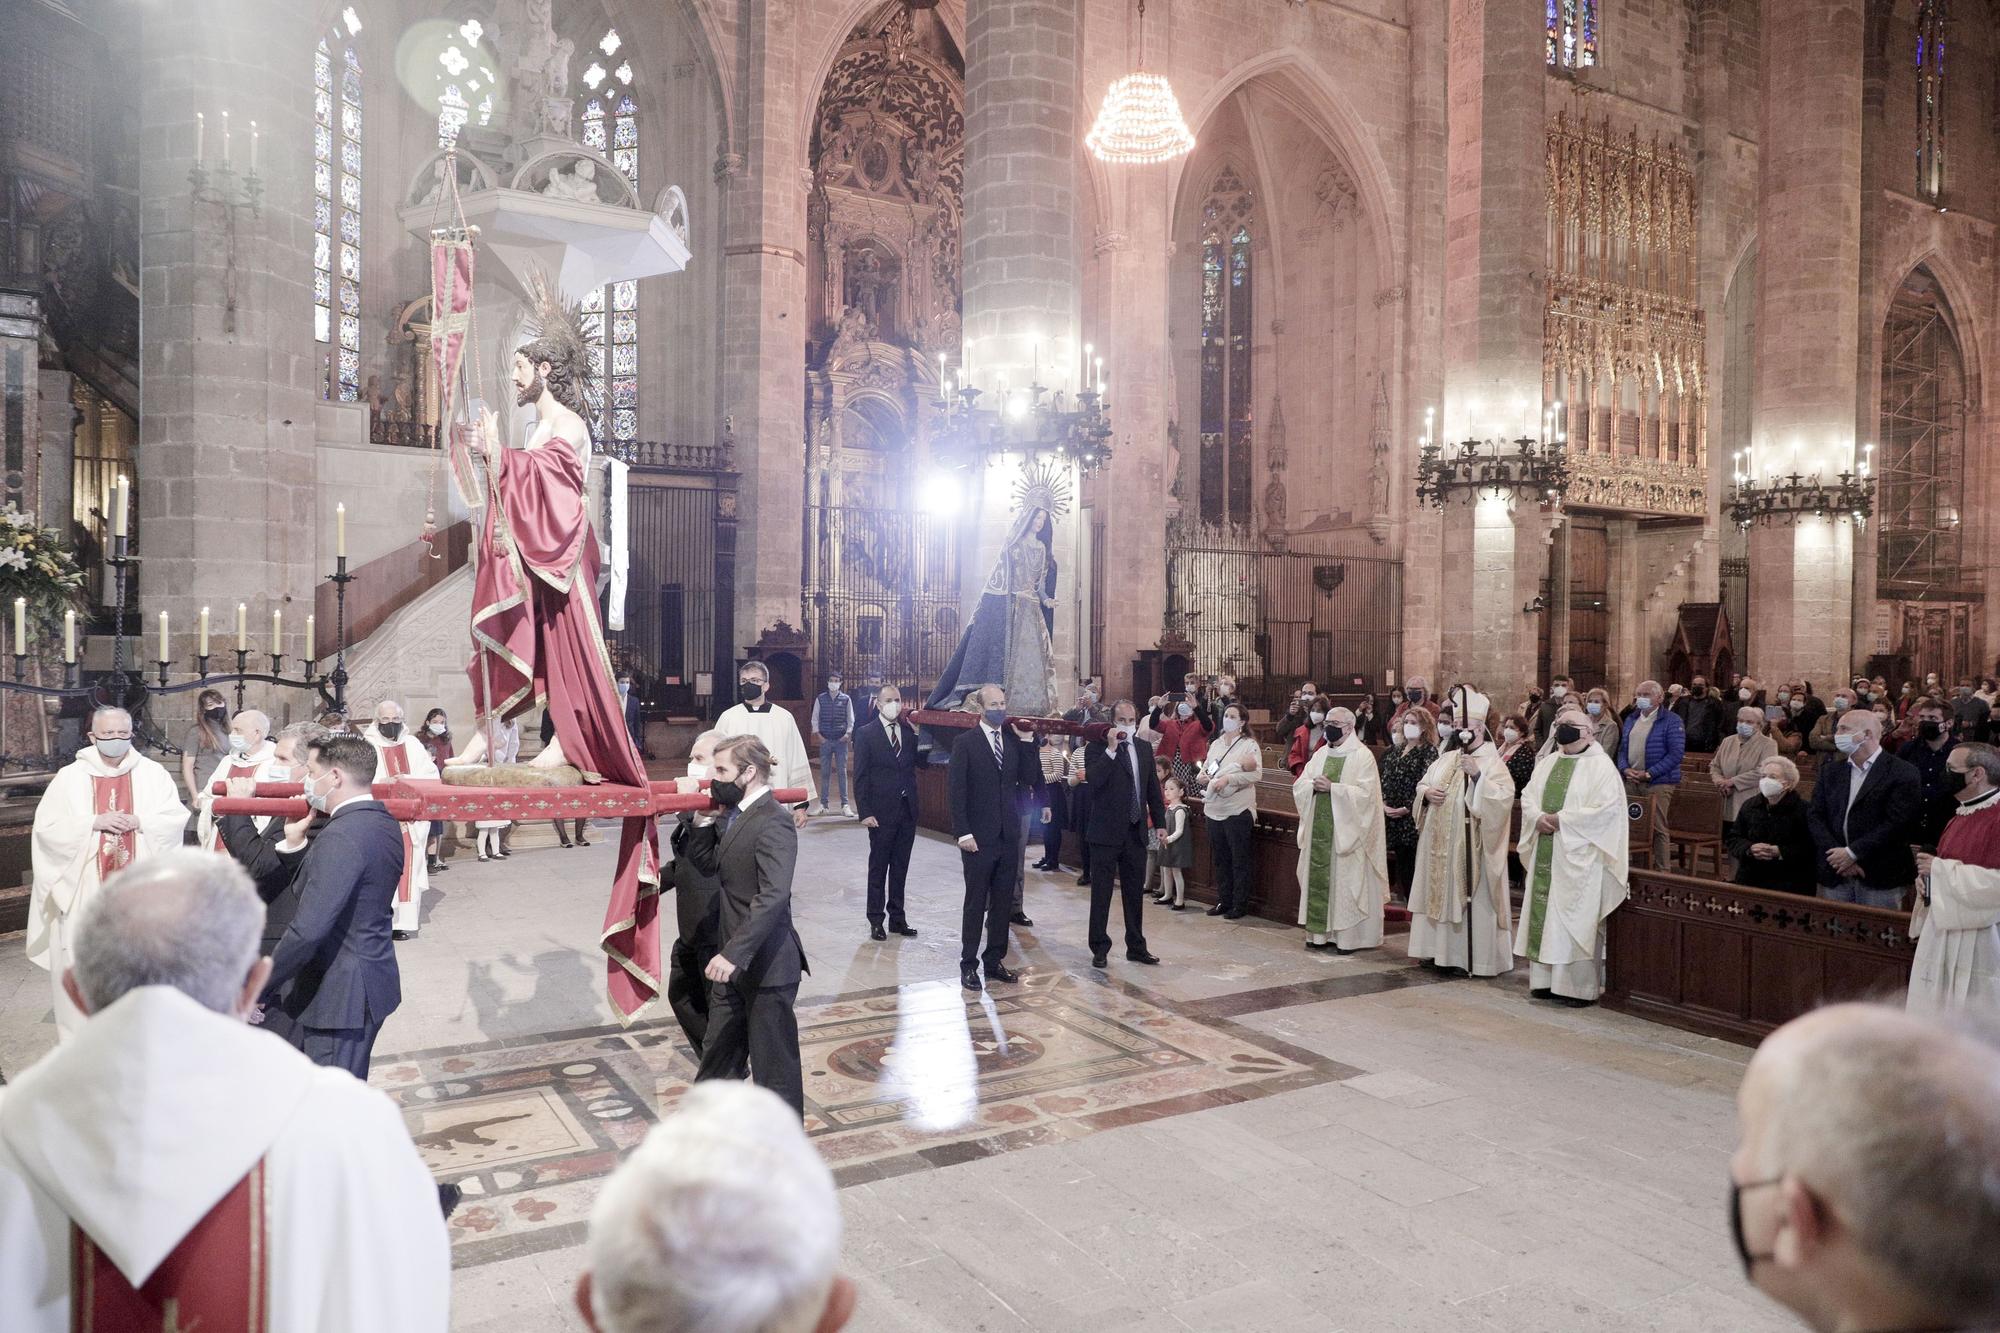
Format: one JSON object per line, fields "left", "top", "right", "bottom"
{"left": 516, "top": 373, "right": 546, "bottom": 407}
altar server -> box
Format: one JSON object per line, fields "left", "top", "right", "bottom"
{"left": 1289, "top": 707, "right": 1389, "bottom": 952}
{"left": 714, "top": 660, "right": 813, "bottom": 826}
{"left": 1515, "top": 706, "right": 1629, "bottom": 1004}
{"left": 1407, "top": 686, "right": 1516, "bottom": 977}
{"left": 0, "top": 851, "right": 449, "bottom": 1332}
{"left": 28, "top": 706, "right": 187, "bottom": 1037}
{"left": 1911, "top": 743, "right": 2000, "bottom": 1013}
{"left": 362, "top": 698, "right": 438, "bottom": 939}
{"left": 195, "top": 708, "right": 278, "bottom": 850}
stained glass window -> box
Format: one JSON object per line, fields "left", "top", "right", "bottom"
{"left": 315, "top": 29, "right": 363, "bottom": 401}
{"left": 1916, "top": 0, "right": 1947, "bottom": 199}
{"left": 1546, "top": 0, "right": 1598, "bottom": 70}
{"left": 574, "top": 40, "right": 641, "bottom": 441}
{"left": 1197, "top": 169, "right": 1254, "bottom": 529}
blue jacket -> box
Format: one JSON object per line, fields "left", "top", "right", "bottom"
{"left": 261, "top": 798, "right": 404, "bottom": 1032}
{"left": 1616, "top": 706, "right": 1685, "bottom": 785}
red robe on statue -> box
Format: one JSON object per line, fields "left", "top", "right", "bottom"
{"left": 464, "top": 428, "right": 662, "bottom": 1021}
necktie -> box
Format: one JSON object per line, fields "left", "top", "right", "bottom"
{"left": 990, "top": 728, "right": 1004, "bottom": 768}
{"left": 1125, "top": 744, "right": 1141, "bottom": 823}
{"left": 889, "top": 724, "right": 900, "bottom": 755}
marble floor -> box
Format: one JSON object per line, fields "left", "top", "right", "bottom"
{"left": 0, "top": 815, "right": 1798, "bottom": 1333}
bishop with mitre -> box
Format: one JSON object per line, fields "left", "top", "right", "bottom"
{"left": 1514, "top": 704, "right": 1629, "bottom": 1005}
{"left": 1290, "top": 707, "right": 1389, "bottom": 952}
{"left": 27, "top": 706, "right": 188, "bottom": 1036}
{"left": 1407, "top": 686, "right": 1516, "bottom": 977}
{"left": 1911, "top": 742, "right": 2000, "bottom": 1014}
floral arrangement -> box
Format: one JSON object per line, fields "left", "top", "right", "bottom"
{"left": 0, "top": 507, "right": 88, "bottom": 646}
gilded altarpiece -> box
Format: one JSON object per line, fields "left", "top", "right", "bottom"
{"left": 802, "top": 7, "right": 964, "bottom": 683}
{"left": 1545, "top": 110, "right": 1708, "bottom": 519}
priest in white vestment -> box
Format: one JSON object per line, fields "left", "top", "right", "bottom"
{"left": 1290, "top": 708, "right": 1389, "bottom": 952}
{"left": 194, "top": 708, "right": 278, "bottom": 850}
{"left": 28, "top": 707, "right": 187, "bottom": 1037}
{"left": 1911, "top": 743, "right": 2000, "bottom": 1014}
{"left": 1408, "top": 687, "right": 1516, "bottom": 977}
{"left": 1514, "top": 706, "right": 1629, "bottom": 1003}
{"left": 363, "top": 699, "right": 439, "bottom": 937}
{"left": 714, "top": 659, "right": 814, "bottom": 825}
{"left": 0, "top": 851, "right": 448, "bottom": 1332}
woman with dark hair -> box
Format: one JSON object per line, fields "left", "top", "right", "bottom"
{"left": 420, "top": 708, "right": 454, "bottom": 873}
{"left": 1379, "top": 706, "right": 1438, "bottom": 902}
{"left": 1196, "top": 701, "right": 1263, "bottom": 919}
{"left": 1496, "top": 713, "right": 1536, "bottom": 892}
{"left": 178, "top": 688, "right": 230, "bottom": 807}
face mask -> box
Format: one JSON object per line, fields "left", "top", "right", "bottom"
{"left": 880, "top": 701, "right": 901, "bottom": 721}
{"left": 204, "top": 706, "right": 227, "bottom": 723}
{"left": 1636, "top": 697, "right": 1657, "bottom": 713}
{"left": 95, "top": 737, "right": 132, "bottom": 759}
{"left": 1834, "top": 733, "right": 1861, "bottom": 755}
{"left": 228, "top": 734, "right": 248, "bottom": 755}
{"left": 1402, "top": 723, "right": 1422, "bottom": 742}
{"left": 1221, "top": 716, "right": 1242, "bottom": 734}
{"left": 1918, "top": 720, "right": 1943, "bottom": 740}
{"left": 1787, "top": 700, "right": 1803, "bottom": 713}
{"left": 1692, "top": 684, "right": 1706, "bottom": 695}
{"left": 1951, "top": 769, "right": 1979, "bottom": 799}
{"left": 377, "top": 721, "right": 403, "bottom": 741}
{"left": 1553, "top": 723, "right": 1582, "bottom": 747}
{"left": 1323, "top": 725, "right": 1345, "bottom": 747}
{"left": 1586, "top": 701, "right": 1603, "bottom": 716}
{"left": 427, "top": 721, "right": 447, "bottom": 736}
{"left": 1114, "top": 718, "right": 1138, "bottom": 740}
{"left": 1550, "top": 685, "right": 1567, "bottom": 699}
{"left": 1864, "top": 692, "right": 1878, "bottom": 702}
{"left": 828, "top": 681, "right": 841, "bottom": 693}
{"left": 685, "top": 761, "right": 709, "bottom": 781}
{"left": 983, "top": 707, "right": 1008, "bottom": 728}
{"left": 1309, "top": 710, "right": 1326, "bottom": 726}
{"left": 305, "top": 770, "right": 334, "bottom": 812}
{"left": 1405, "top": 688, "right": 1422, "bottom": 703}
{"left": 1739, "top": 688, "right": 1753, "bottom": 701}
{"left": 1736, "top": 722, "right": 1755, "bottom": 739}
{"left": 265, "top": 764, "right": 291, "bottom": 782}
{"left": 1300, "top": 691, "right": 1316, "bottom": 703}
{"left": 1758, "top": 776, "right": 1786, "bottom": 802}
{"left": 1903, "top": 685, "right": 1913, "bottom": 695}
{"left": 1501, "top": 727, "right": 1520, "bottom": 743}
{"left": 1450, "top": 729, "right": 1474, "bottom": 749}
{"left": 1776, "top": 691, "right": 1790, "bottom": 704}
{"left": 619, "top": 682, "right": 631, "bottom": 696}
{"left": 1729, "top": 1178, "right": 1780, "bottom": 1279}
{"left": 1833, "top": 698, "right": 1850, "bottom": 712}
{"left": 739, "top": 680, "right": 764, "bottom": 703}
{"left": 1177, "top": 703, "right": 1193, "bottom": 719}
{"left": 709, "top": 778, "right": 745, "bottom": 808}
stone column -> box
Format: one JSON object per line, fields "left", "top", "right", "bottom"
{"left": 718, "top": 2, "right": 809, "bottom": 654}
{"left": 1435, "top": 0, "right": 1549, "bottom": 693}
{"left": 960, "top": 0, "right": 1082, "bottom": 699}
{"left": 1747, "top": 0, "right": 1864, "bottom": 687}
{"left": 137, "top": 0, "right": 318, "bottom": 687}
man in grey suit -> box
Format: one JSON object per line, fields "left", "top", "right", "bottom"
{"left": 683, "top": 734, "right": 808, "bottom": 1116}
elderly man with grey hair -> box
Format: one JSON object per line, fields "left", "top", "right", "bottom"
{"left": 194, "top": 708, "right": 277, "bottom": 850}
{"left": 28, "top": 705, "right": 187, "bottom": 1038}
{"left": 1807, "top": 706, "right": 1922, "bottom": 908}
{"left": 576, "top": 1081, "right": 853, "bottom": 1333}
{"left": 1729, "top": 1002, "right": 2000, "bottom": 1331}
{"left": 0, "top": 850, "right": 450, "bottom": 1331}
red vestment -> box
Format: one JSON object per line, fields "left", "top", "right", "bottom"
{"left": 465, "top": 430, "right": 662, "bottom": 1020}
{"left": 1939, "top": 801, "right": 2000, "bottom": 869}
{"left": 90, "top": 772, "right": 135, "bottom": 883}
{"left": 73, "top": 1160, "right": 268, "bottom": 1332}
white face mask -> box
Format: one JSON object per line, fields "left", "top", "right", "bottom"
{"left": 1550, "top": 685, "right": 1567, "bottom": 699}
{"left": 1221, "top": 716, "right": 1242, "bottom": 734}
{"left": 228, "top": 734, "right": 248, "bottom": 755}
{"left": 1402, "top": 723, "right": 1422, "bottom": 742}
{"left": 1758, "top": 776, "right": 1786, "bottom": 801}
{"left": 686, "top": 761, "right": 709, "bottom": 781}
{"left": 1739, "top": 688, "right": 1753, "bottom": 701}
{"left": 427, "top": 721, "right": 447, "bottom": 735}
{"left": 265, "top": 764, "right": 291, "bottom": 782}
{"left": 1177, "top": 702, "right": 1194, "bottom": 719}
{"left": 1501, "top": 727, "right": 1520, "bottom": 743}
{"left": 1309, "top": 711, "right": 1325, "bottom": 725}
{"left": 879, "top": 700, "right": 901, "bottom": 720}
{"left": 1737, "top": 722, "right": 1756, "bottom": 738}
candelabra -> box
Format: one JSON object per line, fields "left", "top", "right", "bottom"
{"left": 1727, "top": 466, "right": 1874, "bottom": 530}
{"left": 187, "top": 157, "right": 264, "bottom": 335}
{"left": 1415, "top": 431, "right": 1570, "bottom": 509}
{"left": 933, "top": 383, "right": 1115, "bottom": 477}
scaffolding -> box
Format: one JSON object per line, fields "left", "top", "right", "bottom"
{"left": 1877, "top": 275, "right": 1967, "bottom": 598}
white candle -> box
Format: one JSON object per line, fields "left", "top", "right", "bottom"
{"left": 1083, "top": 342, "right": 1092, "bottom": 395}
{"left": 63, "top": 609, "right": 75, "bottom": 664}
{"left": 249, "top": 120, "right": 258, "bottom": 172}
{"left": 335, "top": 502, "right": 347, "bottom": 559}
{"left": 196, "top": 111, "right": 205, "bottom": 164}
{"left": 305, "top": 613, "right": 316, "bottom": 661}
{"left": 937, "top": 353, "right": 947, "bottom": 403}
{"left": 111, "top": 474, "right": 129, "bottom": 539}
{"left": 235, "top": 602, "right": 247, "bottom": 651}
{"left": 158, "top": 610, "right": 169, "bottom": 662}
{"left": 271, "top": 608, "right": 282, "bottom": 654}
{"left": 199, "top": 606, "right": 210, "bottom": 657}
{"left": 222, "top": 110, "right": 231, "bottom": 167}
{"left": 12, "top": 597, "right": 23, "bottom": 653}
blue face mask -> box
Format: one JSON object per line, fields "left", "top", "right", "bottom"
{"left": 1586, "top": 701, "right": 1603, "bottom": 717}
{"left": 1834, "top": 733, "right": 1862, "bottom": 756}
{"left": 983, "top": 707, "right": 1008, "bottom": 729}
{"left": 1736, "top": 722, "right": 1755, "bottom": 739}
{"left": 305, "top": 770, "right": 334, "bottom": 812}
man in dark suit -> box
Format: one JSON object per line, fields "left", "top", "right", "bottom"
{"left": 853, "top": 683, "right": 921, "bottom": 941}
{"left": 947, "top": 683, "right": 1045, "bottom": 991}
{"left": 1083, "top": 699, "right": 1167, "bottom": 970}
{"left": 259, "top": 732, "right": 404, "bottom": 1078}
{"left": 684, "top": 734, "right": 808, "bottom": 1115}
{"left": 1807, "top": 708, "right": 1922, "bottom": 910}
{"left": 664, "top": 730, "right": 724, "bottom": 1057}
{"left": 618, "top": 671, "right": 646, "bottom": 756}
{"left": 217, "top": 721, "right": 327, "bottom": 1041}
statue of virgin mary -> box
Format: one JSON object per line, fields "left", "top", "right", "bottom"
{"left": 924, "top": 461, "right": 1065, "bottom": 718}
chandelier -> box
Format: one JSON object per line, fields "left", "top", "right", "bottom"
{"left": 1086, "top": 1, "right": 1194, "bottom": 165}
{"left": 1415, "top": 411, "right": 1569, "bottom": 509}
{"left": 933, "top": 383, "right": 1114, "bottom": 478}
{"left": 1727, "top": 447, "right": 1874, "bottom": 529}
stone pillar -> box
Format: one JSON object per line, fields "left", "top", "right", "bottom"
{"left": 1435, "top": 0, "right": 1549, "bottom": 693}
{"left": 1747, "top": 0, "right": 1864, "bottom": 687}
{"left": 136, "top": 0, "right": 318, "bottom": 677}
{"left": 960, "top": 0, "right": 1082, "bottom": 699}
{"left": 718, "top": 2, "right": 809, "bottom": 654}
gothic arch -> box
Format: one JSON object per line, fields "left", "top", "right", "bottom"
{"left": 797, "top": 0, "right": 966, "bottom": 157}
{"left": 1880, "top": 251, "right": 1987, "bottom": 410}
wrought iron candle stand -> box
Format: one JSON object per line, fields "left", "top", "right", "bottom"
{"left": 935, "top": 383, "right": 1115, "bottom": 476}
{"left": 1415, "top": 432, "right": 1570, "bottom": 509}
{"left": 1726, "top": 468, "right": 1874, "bottom": 530}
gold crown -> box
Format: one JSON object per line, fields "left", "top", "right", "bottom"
{"left": 1012, "top": 457, "right": 1073, "bottom": 518}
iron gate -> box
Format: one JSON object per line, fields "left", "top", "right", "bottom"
{"left": 621, "top": 483, "right": 719, "bottom": 711}
{"left": 806, "top": 501, "right": 962, "bottom": 684}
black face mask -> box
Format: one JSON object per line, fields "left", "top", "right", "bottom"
{"left": 377, "top": 721, "right": 402, "bottom": 740}
{"left": 1919, "top": 720, "right": 1944, "bottom": 741}
{"left": 1554, "top": 723, "right": 1583, "bottom": 747}
{"left": 1728, "top": 1178, "right": 1780, "bottom": 1279}
{"left": 204, "top": 706, "right": 227, "bottom": 723}
{"left": 709, "top": 778, "right": 745, "bottom": 808}
{"left": 738, "top": 681, "right": 764, "bottom": 704}
{"left": 1323, "top": 726, "right": 1344, "bottom": 747}
{"left": 1405, "top": 688, "right": 1422, "bottom": 703}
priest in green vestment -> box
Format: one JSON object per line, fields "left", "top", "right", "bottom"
{"left": 1514, "top": 704, "right": 1629, "bottom": 1004}
{"left": 1289, "top": 708, "right": 1389, "bottom": 952}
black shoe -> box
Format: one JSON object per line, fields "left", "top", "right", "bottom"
{"left": 1126, "top": 950, "right": 1161, "bottom": 965}
{"left": 1224, "top": 910, "right": 1247, "bottom": 920}
{"left": 961, "top": 968, "right": 984, "bottom": 991}
{"left": 428, "top": 858, "right": 448, "bottom": 874}
{"left": 1010, "top": 912, "right": 1034, "bottom": 928}
{"left": 1170, "top": 902, "right": 1187, "bottom": 911}
{"left": 1531, "top": 987, "right": 1555, "bottom": 1000}
{"left": 985, "top": 963, "right": 1020, "bottom": 984}
{"left": 1305, "top": 940, "right": 1333, "bottom": 951}
{"left": 1554, "top": 995, "right": 1596, "bottom": 1008}
{"left": 575, "top": 837, "right": 591, "bottom": 848}
{"left": 1075, "top": 873, "right": 1090, "bottom": 886}
{"left": 1091, "top": 953, "right": 1108, "bottom": 969}
{"left": 437, "top": 1182, "right": 463, "bottom": 1219}
{"left": 393, "top": 929, "right": 415, "bottom": 941}
{"left": 557, "top": 838, "right": 573, "bottom": 849}
{"left": 1329, "top": 944, "right": 1357, "bottom": 955}
{"left": 1031, "top": 860, "right": 1054, "bottom": 871}
{"left": 889, "top": 923, "right": 918, "bottom": 937}
{"left": 870, "top": 924, "right": 888, "bottom": 941}
{"left": 1206, "top": 904, "right": 1227, "bottom": 917}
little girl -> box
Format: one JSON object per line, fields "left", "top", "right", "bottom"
{"left": 1154, "top": 776, "right": 1192, "bottom": 908}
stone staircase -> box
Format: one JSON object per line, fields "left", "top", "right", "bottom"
{"left": 340, "top": 565, "right": 476, "bottom": 725}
